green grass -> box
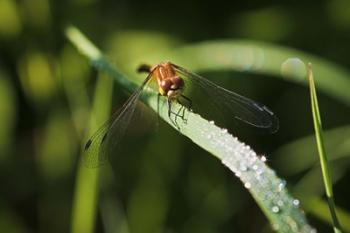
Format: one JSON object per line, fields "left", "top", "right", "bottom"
{"left": 67, "top": 28, "right": 115, "bottom": 233}
{"left": 66, "top": 26, "right": 316, "bottom": 233}
{"left": 307, "top": 64, "right": 342, "bottom": 233}
{"left": 70, "top": 74, "right": 114, "bottom": 233}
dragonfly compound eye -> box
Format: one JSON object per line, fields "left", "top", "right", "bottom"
{"left": 171, "top": 76, "right": 184, "bottom": 89}
{"left": 160, "top": 79, "right": 172, "bottom": 91}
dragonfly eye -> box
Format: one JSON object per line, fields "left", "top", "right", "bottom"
{"left": 171, "top": 76, "right": 184, "bottom": 88}
{"left": 160, "top": 79, "right": 172, "bottom": 91}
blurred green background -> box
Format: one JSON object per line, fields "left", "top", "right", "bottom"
{"left": 1, "top": 0, "right": 350, "bottom": 232}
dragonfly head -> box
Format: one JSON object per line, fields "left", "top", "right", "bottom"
{"left": 159, "top": 75, "right": 184, "bottom": 98}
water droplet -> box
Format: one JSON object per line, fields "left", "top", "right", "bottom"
{"left": 272, "top": 206, "right": 280, "bottom": 213}
{"left": 221, "top": 128, "right": 228, "bottom": 133}
{"left": 252, "top": 164, "right": 258, "bottom": 170}
{"left": 272, "top": 223, "right": 280, "bottom": 230}
{"left": 209, "top": 120, "right": 215, "bottom": 124}
{"left": 250, "top": 155, "right": 257, "bottom": 162}
{"left": 256, "top": 169, "right": 263, "bottom": 176}
{"left": 280, "top": 58, "right": 306, "bottom": 79}
{"left": 284, "top": 216, "right": 298, "bottom": 230}
{"left": 244, "top": 182, "right": 251, "bottom": 189}
{"left": 278, "top": 180, "right": 287, "bottom": 191}
{"left": 293, "top": 199, "right": 300, "bottom": 207}
{"left": 260, "top": 156, "right": 267, "bottom": 162}
{"left": 235, "top": 171, "right": 241, "bottom": 177}
{"left": 277, "top": 200, "right": 284, "bottom": 207}
{"left": 239, "top": 163, "right": 248, "bottom": 171}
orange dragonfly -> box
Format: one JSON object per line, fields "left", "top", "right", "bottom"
{"left": 83, "top": 62, "right": 278, "bottom": 167}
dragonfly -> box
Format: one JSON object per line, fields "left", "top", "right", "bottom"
{"left": 83, "top": 61, "right": 279, "bottom": 168}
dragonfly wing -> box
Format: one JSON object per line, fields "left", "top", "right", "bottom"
{"left": 173, "top": 64, "right": 279, "bottom": 132}
{"left": 83, "top": 74, "right": 153, "bottom": 168}
{"left": 82, "top": 120, "right": 110, "bottom": 168}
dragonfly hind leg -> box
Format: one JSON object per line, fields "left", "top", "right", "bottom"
{"left": 167, "top": 98, "right": 180, "bottom": 130}
{"left": 176, "top": 94, "right": 192, "bottom": 124}
{"left": 165, "top": 95, "right": 191, "bottom": 130}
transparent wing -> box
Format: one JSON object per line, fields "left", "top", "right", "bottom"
{"left": 172, "top": 63, "right": 279, "bottom": 132}
{"left": 83, "top": 74, "right": 153, "bottom": 168}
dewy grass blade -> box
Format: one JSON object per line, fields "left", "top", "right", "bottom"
{"left": 308, "top": 63, "right": 342, "bottom": 233}
{"left": 65, "top": 25, "right": 316, "bottom": 233}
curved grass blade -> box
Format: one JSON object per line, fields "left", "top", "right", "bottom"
{"left": 66, "top": 26, "right": 316, "bottom": 233}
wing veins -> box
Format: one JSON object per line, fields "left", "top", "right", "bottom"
{"left": 83, "top": 73, "right": 153, "bottom": 168}
{"left": 172, "top": 63, "right": 278, "bottom": 131}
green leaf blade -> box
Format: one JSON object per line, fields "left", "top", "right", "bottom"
{"left": 308, "top": 63, "right": 342, "bottom": 233}
{"left": 66, "top": 26, "right": 316, "bottom": 233}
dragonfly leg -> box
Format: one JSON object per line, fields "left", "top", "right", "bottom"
{"left": 174, "top": 105, "right": 185, "bottom": 126}
{"left": 167, "top": 98, "right": 180, "bottom": 130}
{"left": 156, "top": 93, "right": 161, "bottom": 130}
{"left": 176, "top": 94, "right": 192, "bottom": 124}
{"left": 180, "top": 94, "right": 192, "bottom": 110}
{"left": 174, "top": 102, "right": 186, "bottom": 124}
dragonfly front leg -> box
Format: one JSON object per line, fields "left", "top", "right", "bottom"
{"left": 167, "top": 97, "right": 181, "bottom": 130}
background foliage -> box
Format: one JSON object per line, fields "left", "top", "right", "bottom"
{"left": 1, "top": 0, "right": 350, "bottom": 232}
